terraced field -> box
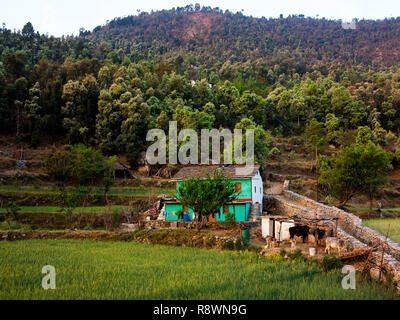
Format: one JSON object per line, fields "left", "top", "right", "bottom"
{"left": 364, "top": 218, "right": 400, "bottom": 244}
{"left": 0, "top": 240, "right": 396, "bottom": 300}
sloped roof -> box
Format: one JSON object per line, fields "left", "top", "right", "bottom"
{"left": 173, "top": 165, "right": 261, "bottom": 181}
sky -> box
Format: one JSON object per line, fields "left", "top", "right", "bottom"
{"left": 1, "top": 0, "right": 400, "bottom": 37}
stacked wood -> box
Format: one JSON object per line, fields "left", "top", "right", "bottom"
{"left": 340, "top": 248, "right": 376, "bottom": 262}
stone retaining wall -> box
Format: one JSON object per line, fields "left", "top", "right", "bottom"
{"left": 282, "top": 188, "right": 400, "bottom": 261}
{"left": 273, "top": 183, "right": 400, "bottom": 288}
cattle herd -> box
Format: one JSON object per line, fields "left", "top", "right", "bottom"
{"left": 287, "top": 225, "right": 349, "bottom": 254}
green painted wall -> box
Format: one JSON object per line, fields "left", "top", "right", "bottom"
{"left": 164, "top": 202, "right": 251, "bottom": 222}
{"left": 176, "top": 178, "right": 252, "bottom": 200}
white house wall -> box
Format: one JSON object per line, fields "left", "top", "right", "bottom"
{"left": 252, "top": 171, "right": 264, "bottom": 213}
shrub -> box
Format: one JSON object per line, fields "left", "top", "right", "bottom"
{"left": 112, "top": 209, "right": 122, "bottom": 229}
{"left": 287, "top": 249, "right": 306, "bottom": 261}
{"left": 269, "top": 147, "right": 281, "bottom": 158}
{"left": 386, "top": 131, "right": 397, "bottom": 144}
{"left": 288, "top": 151, "right": 296, "bottom": 160}
{"left": 280, "top": 249, "right": 287, "bottom": 258}
{"left": 321, "top": 255, "right": 343, "bottom": 272}
{"left": 324, "top": 195, "right": 336, "bottom": 206}
{"left": 288, "top": 137, "right": 305, "bottom": 146}
{"left": 223, "top": 212, "right": 237, "bottom": 228}
{"left": 223, "top": 240, "right": 235, "bottom": 250}
{"left": 235, "top": 237, "right": 248, "bottom": 251}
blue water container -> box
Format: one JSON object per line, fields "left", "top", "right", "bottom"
{"left": 183, "top": 214, "right": 190, "bottom": 222}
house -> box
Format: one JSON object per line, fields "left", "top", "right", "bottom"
{"left": 162, "top": 165, "right": 263, "bottom": 222}
{"left": 114, "top": 161, "right": 135, "bottom": 179}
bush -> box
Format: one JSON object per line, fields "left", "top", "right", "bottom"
{"left": 288, "top": 137, "right": 305, "bottom": 146}
{"left": 287, "top": 249, "right": 305, "bottom": 261}
{"left": 386, "top": 131, "right": 397, "bottom": 144}
{"left": 223, "top": 212, "right": 237, "bottom": 228}
{"left": 235, "top": 237, "right": 249, "bottom": 251}
{"left": 321, "top": 255, "right": 343, "bottom": 272}
{"left": 324, "top": 195, "right": 336, "bottom": 206}
{"left": 280, "top": 249, "right": 287, "bottom": 258}
{"left": 223, "top": 240, "right": 235, "bottom": 250}
{"left": 269, "top": 147, "right": 281, "bottom": 158}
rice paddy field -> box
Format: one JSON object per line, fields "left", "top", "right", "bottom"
{"left": 0, "top": 240, "right": 396, "bottom": 300}
{"left": 363, "top": 218, "right": 400, "bottom": 244}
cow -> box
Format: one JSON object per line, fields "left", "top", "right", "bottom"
{"left": 325, "top": 237, "right": 346, "bottom": 255}
{"left": 289, "top": 225, "right": 310, "bottom": 243}
{"left": 310, "top": 228, "right": 326, "bottom": 245}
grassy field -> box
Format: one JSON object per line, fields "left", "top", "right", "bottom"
{"left": 363, "top": 218, "right": 400, "bottom": 244}
{"left": 0, "top": 205, "right": 128, "bottom": 214}
{"left": 0, "top": 185, "right": 176, "bottom": 197}
{"left": 0, "top": 240, "right": 395, "bottom": 300}
{"left": 345, "top": 206, "right": 400, "bottom": 213}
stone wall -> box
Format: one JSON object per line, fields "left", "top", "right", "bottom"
{"left": 273, "top": 183, "right": 400, "bottom": 289}
{"left": 282, "top": 188, "right": 400, "bottom": 262}
{"left": 139, "top": 220, "right": 259, "bottom": 230}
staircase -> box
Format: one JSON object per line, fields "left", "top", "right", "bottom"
{"left": 248, "top": 203, "right": 261, "bottom": 222}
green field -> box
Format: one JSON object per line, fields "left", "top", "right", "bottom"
{"left": 0, "top": 240, "right": 395, "bottom": 300}
{"left": 363, "top": 218, "right": 400, "bottom": 244}
{"left": 0, "top": 205, "right": 128, "bottom": 214}
{"left": 0, "top": 185, "right": 175, "bottom": 197}
{"left": 345, "top": 206, "right": 400, "bottom": 213}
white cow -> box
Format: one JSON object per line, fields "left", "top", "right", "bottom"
{"left": 325, "top": 237, "right": 346, "bottom": 255}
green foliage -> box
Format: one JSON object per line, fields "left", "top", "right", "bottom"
{"left": 44, "top": 144, "right": 116, "bottom": 187}
{"left": 44, "top": 144, "right": 116, "bottom": 228}
{"left": 321, "top": 256, "right": 343, "bottom": 272}
{"left": 178, "top": 169, "right": 238, "bottom": 224}
{"left": 5, "top": 201, "right": 21, "bottom": 228}
{"left": 319, "top": 141, "right": 392, "bottom": 208}
{"left": 223, "top": 211, "right": 237, "bottom": 228}
{"left": 235, "top": 118, "right": 273, "bottom": 166}
{"left": 304, "top": 118, "right": 327, "bottom": 151}
{"left": 222, "top": 240, "right": 235, "bottom": 250}
{"left": 269, "top": 147, "right": 281, "bottom": 159}
{"left": 112, "top": 208, "right": 122, "bottom": 230}
{"left": 2, "top": 10, "right": 400, "bottom": 168}
{"left": 287, "top": 249, "right": 306, "bottom": 262}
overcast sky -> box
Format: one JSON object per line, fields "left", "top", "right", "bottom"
{"left": 1, "top": 0, "right": 400, "bottom": 37}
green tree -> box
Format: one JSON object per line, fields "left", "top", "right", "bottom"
{"left": 5, "top": 201, "right": 21, "bottom": 229}
{"left": 44, "top": 145, "right": 116, "bottom": 227}
{"left": 178, "top": 170, "right": 238, "bottom": 229}
{"left": 234, "top": 118, "right": 273, "bottom": 166}
{"left": 319, "top": 142, "right": 392, "bottom": 210}
{"left": 23, "top": 82, "right": 42, "bottom": 143}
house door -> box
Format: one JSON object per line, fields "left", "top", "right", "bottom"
{"left": 208, "top": 213, "right": 217, "bottom": 222}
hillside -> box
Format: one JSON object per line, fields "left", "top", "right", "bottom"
{"left": 86, "top": 7, "right": 400, "bottom": 67}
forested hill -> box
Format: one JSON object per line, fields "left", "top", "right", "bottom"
{"left": 86, "top": 7, "right": 400, "bottom": 67}
{"left": 2, "top": 6, "right": 400, "bottom": 168}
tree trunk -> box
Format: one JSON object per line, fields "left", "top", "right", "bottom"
{"left": 369, "top": 196, "right": 373, "bottom": 219}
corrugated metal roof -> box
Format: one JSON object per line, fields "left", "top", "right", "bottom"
{"left": 173, "top": 165, "right": 261, "bottom": 180}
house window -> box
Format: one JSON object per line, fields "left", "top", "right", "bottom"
{"left": 235, "top": 183, "right": 242, "bottom": 194}
{"left": 223, "top": 205, "right": 230, "bottom": 214}
{"left": 254, "top": 187, "right": 257, "bottom": 194}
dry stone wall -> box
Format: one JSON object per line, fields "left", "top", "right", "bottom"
{"left": 271, "top": 182, "right": 400, "bottom": 289}
{"left": 282, "top": 188, "right": 400, "bottom": 261}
